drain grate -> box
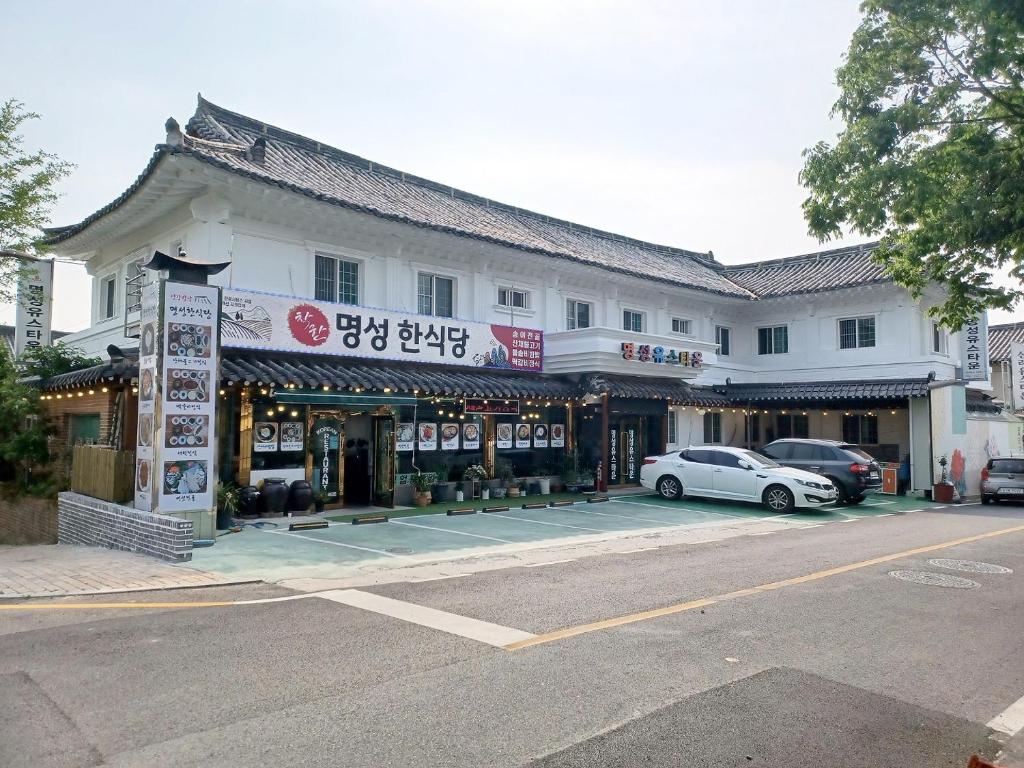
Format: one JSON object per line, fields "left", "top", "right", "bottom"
{"left": 888, "top": 570, "right": 980, "bottom": 589}
{"left": 386, "top": 547, "right": 413, "bottom": 554}
{"left": 927, "top": 558, "right": 1013, "bottom": 574}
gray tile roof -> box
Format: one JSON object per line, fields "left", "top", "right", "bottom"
{"left": 722, "top": 243, "right": 886, "bottom": 298}
{"left": 987, "top": 322, "right": 1024, "bottom": 362}
{"left": 715, "top": 378, "right": 931, "bottom": 403}
{"left": 46, "top": 96, "right": 893, "bottom": 301}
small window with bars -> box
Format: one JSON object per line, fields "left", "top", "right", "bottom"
{"left": 671, "top": 317, "right": 692, "bottom": 335}
{"left": 839, "top": 317, "right": 875, "bottom": 349}
{"left": 314, "top": 254, "right": 360, "bottom": 305}
{"left": 417, "top": 273, "right": 455, "bottom": 317}
{"left": 497, "top": 287, "right": 529, "bottom": 309}
{"left": 757, "top": 325, "right": 788, "bottom": 355}
{"left": 623, "top": 309, "right": 645, "bottom": 333}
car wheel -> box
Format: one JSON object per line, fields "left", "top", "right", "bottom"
{"left": 657, "top": 475, "right": 682, "bottom": 500}
{"left": 763, "top": 485, "right": 795, "bottom": 513}
{"left": 981, "top": 494, "right": 992, "bottom": 505}
{"left": 847, "top": 495, "right": 865, "bottom": 506}
{"left": 827, "top": 478, "right": 848, "bottom": 505}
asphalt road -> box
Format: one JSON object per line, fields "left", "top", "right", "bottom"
{"left": 2, "top": 502, "right": 1023, "bottom": 767}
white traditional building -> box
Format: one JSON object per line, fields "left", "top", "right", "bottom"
{"left": 37, "top": 96, "right": 1015, "bottom": 512}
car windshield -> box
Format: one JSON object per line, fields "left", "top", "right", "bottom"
{"left": 742, "top": 450, "right": 779, "bottom": 468}
{"left": 990, "top": 458, "right": 1024, "bottom": 474}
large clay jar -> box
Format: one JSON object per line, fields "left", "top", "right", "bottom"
{"left": 288, "top": 480, "right": 314, "bottom": 513}
{"left": 238, "top": 486, "right": 260, "bottom": 518}
{"left": 261, "top": 478, "right": 289, "bottom": 517}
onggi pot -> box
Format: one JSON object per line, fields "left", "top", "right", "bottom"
{"left": 261, "top": 478, "right": 289, "bottom": 517}
{"left": 288, "top": 480, "right": 314, "bottom": 513}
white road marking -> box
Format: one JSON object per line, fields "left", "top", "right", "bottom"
{"left": 621, "top": 547, "right": 657, "bottom": 553}
{"left": 411, "top": 574, "right": 470, "bottom": 583}
{"left": 841, "top": 519, "right": 861, "bottom": 523}
{"left": 524, "top": 559, "right": 576, "bottom": 568}
{"left": 749, "top": 531, "right": 777, "bottom": 536}
{"left": 875, "top": 513, "right": 895, "bottom": 517}
{"left": 389, "top": 519, "right": 513, "bottom": 543}
{"left": 797, "top": 524, "right": 824, "bottom": 529}
{"left": 566, "top": 506, "right": 686, "bottom": 526}
{"left": 317, "top": 589, "right": 536, "bottom": 647}
{"left": 988, "top": 693, "right": 1024, "bottom": 736}
{"left": 485, "top": 512, "right": 605, "bottom": 532}
{"left": 609, "top": 498, "right": 751, "bottom": 519}
{"left": 263, "top": 529, "right": 411, "bottom": 558}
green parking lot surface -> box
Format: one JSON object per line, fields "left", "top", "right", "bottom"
{"left": 186, "top": 492, "right": 942, "bottom": 582}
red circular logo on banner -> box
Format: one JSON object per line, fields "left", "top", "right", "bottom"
{"left": 288, "top": 304, "right": 330, "bottom": 347}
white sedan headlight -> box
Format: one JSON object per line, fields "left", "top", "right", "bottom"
{"left": 795, "top": 478, "right": 824, "bottom": 490}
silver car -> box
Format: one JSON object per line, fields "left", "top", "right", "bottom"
{"left": 981, "top": 457, "right": 1024, "bottom": 504}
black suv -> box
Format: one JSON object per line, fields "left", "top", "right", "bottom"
{"left": 760, "top": 439, "right": 882, "bottom": 505}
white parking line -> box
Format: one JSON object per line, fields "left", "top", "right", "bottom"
{"left": 264, "top": 529, "right": 411, "bottom": 558}
{"left": 566, "top": 506, "right": 687, "bottom": 526}
{"left": 524, "top": 559, "right": 576, "bottom": 568}
{"left": 411, "top": 574, "right": 471, "bottom": 583}
{"left": 875, "top": 513, "right": 895, "bottom": 517}
{"left": 485, "top": 512, "right": 605, "bottom": 533}
{"left": 609, "top": 498, "right": 751, "bottom": 519}
{"left": 389, "top": 519, "right": 513, "bottom": 543}
{"left": 988, "top": 693, "right": 1024, "bottom": 736}
{"left": 317, "top": 589, "right": 536, "bottom": 647}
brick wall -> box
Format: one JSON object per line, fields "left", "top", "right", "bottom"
{"left": 57, "top": 492, "right": 193, "bottom": 562}
{"left": 42, "top": 390, "right": 119, "bottom": 446}
{"left": 0, "top": 493, "right": 58, "bottom": 545}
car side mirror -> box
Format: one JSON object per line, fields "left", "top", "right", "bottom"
{"left": 738, "top": 460, "right": 752, "bottom": 471}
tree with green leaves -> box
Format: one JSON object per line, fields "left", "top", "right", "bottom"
{"left": 0, "top": 342, "right": 50, "bottom": 488}
{"left": 0, "top": 99, "right": 73, "bottom": 303}
{"left": 801, "top": 0, "right": 1024, "bottom": 328}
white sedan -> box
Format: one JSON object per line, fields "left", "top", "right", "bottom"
{"left": 640, "top": 446, "right": 837, "bottom": 513}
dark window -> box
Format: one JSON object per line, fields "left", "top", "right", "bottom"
{"left": 101, "top": 275, "right": 117, "bottom": 319}
{"left": 69, "top": 413, "right": 101, "bottom": 445}
{"left": 314, "top": 254, "right": 336, "bottom": 302}
{"left": 775, "top": 414, "right": 809, "bottom": 440}
{"left": 789, "top": 443, "right": 817, "bottom": 461}
{"left": 715, "top": 326, "right": 731, "bottom": 356}
{"left": 566, "top": 300, "right": 591, "bottom": 330}
{"left": 703, "top": 412, "right": 722, "bottom": 443}
{"left": 757, "top": 325, "right": 788, "bottom": 355}
{"left": 623, "top": 309, "right": 645, "bottom": 332}
{"left": 418, "top": 273, "right": 454, "bottom": 317}
{"left": 685, "top": 449, "right": 715, "bottom": 464}
{"left": 712, "top": 451, "right": 743, "bottom": 468}
{"left": 842, "top": 415, "right": 878, "bottom": 445}
{"left": 761, "top": 442, "right": 791, "bottom": 460}
{"left": 989, "top": 459, "right": 1024, "bottom": 474}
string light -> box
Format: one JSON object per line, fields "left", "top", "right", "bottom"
{"left": 266, "top": 409, "right": 275, "bottom": 417}
{"left": 290, "top": 410, "right": 299, "bottom": 417}
{"left": 102, "top": 387, "right": 108, "bottom": 393}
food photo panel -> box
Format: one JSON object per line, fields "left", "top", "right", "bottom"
{"left": 165, "top": 368, "right": 211, "bottom": 403}
{"left": 164, "top": 415, "right": 210, "bottom": 448}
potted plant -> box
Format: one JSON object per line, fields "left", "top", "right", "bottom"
{"left": 216, "top": 482, "right": 240, "bottom": 529}
{"left": 313, "top": 487, "right": 330, "bottom": 514}
{"left": 496, "top": 459, "right": 519, "bottom": 497}
{"left": 933, "top": 455, "right": 955, "bottom": 503}
{"left": 432, "top": 463, "right": 455, "bottom": 503}
{"left": 561, "top": 465, "right": 580, "bottom": 494}
{"left": 412, "top": 472, "right": 433, "bottom": 507}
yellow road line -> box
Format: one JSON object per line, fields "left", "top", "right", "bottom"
{"left": 504, "top": 522, "right": 1024, "bottom": 651}
{"left": 0, "top": 600, "right": 236, "bottom": 611}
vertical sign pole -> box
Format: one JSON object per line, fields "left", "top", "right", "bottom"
{"left": 135, "top": 278, "right": 221, "bottom": 539}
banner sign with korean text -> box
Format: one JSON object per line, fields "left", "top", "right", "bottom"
{"left": 221, "top": 288, "right": 543, "bottom": 371}
{"left": 959, "top": 315, "right": 988, "bottom": 381}
{"left": 14, "top": 257, "right": 53, "bottom": 358}
{"left": 135, "top": 280, "right": 220, "bottom": 515}
{"left": 1012, "top": 342, "right": 1024, "bottom": 412}
{"left": 621, "top": 342, "right": 702, "bottom": 368}
{"left": 464, "top": 398, "right": 520, "bottom": 415}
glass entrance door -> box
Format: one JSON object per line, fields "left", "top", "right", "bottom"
{"left": 372, "top": 415, "right": 396, "bottom": 508}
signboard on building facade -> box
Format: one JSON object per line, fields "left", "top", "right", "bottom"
{"left": 464, "top": 398, "right": 520, "bottom": 415}
{"left": 311, "top": 419, "right": 341, "bottom": 501}
{"left": 221, "top": 288, "right": 544, "bottom": 371}
{"left": 1011, "top": 342, "right": 1024, "bottom": 412}
{"left": 959, "top": 315, "right": 988, "bottom": 381}
{"left": 13, "top": 257, "right": 53, "bottom": 357}
{"left": 621, "top": 342, "right": 702, "bottom": 368}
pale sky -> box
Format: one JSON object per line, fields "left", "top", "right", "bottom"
{"left": 3, "top": 0, "right": 1020, "bottom": 331}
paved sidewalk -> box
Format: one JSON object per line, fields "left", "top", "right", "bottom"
{"left": 0, "top": 544, "right": 256, "bottom": 598}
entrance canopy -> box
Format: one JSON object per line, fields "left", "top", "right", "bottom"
{"left": 696, "top": 378, "right": 932, "bottom": 409}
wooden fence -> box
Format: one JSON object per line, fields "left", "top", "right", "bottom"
{"left": 71, "top": 445, "right": 135, "bottom": 504}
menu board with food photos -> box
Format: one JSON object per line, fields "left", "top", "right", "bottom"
{"left": 533, "top": 424, "right": 548, "bottom": 448}
{"left": 440, "top": 423, "right": 460, "bottom": 450}
{"left": 253, "top": 422, "right": 279, "bottom": 452}
{"left": 396, "top": 423, "right": 415, "bottom": 452}
{"left": 418, "top": 423, "right": 437, "bottom": 451}
{"left": 550, "top": 423, "right": 565, "bottom": 448}
{"left": 496, "top": 422, "right": 514, "bottom": 449}
{"left": 280, "top": 422, "right": 304, "bottom": 452}
{"left": 158, "top": 282, "right": 220, "bottom": 512}
{"left": 515, "top": 423, "right": 532, "bottom": 448}
{"left": 462, "top": 422, "right": 480, "bottom": 450}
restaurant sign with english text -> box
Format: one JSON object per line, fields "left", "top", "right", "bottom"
{"left": 221, "top": 288, "right": 543, "bottom": 372}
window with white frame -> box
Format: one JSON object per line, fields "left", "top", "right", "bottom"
{"left": 314, "top": 254, "right": 360, "bottom": 305}
{"left": 566, "top": 299, "right": 591, "bottom": 330}
{"left": 932, "top": 321, "right": 947, "bottom": 354}
{"left": 757, "top": 325, "right": 788, "bottom": 355}
{"left": 497, "top": 286, "right": 529, "bottom": 310}
{"left": 100, "top": 274, "right": 117, "bottom": 320}
{"left": 715, "top": 325, "right": 731, "bottom": 356}
{"left": 668, "top": 410, "right": 678, "bottom": 445}
{"left": 671, "top": 317, "right": 692, "bottom": 335}
{"left": 703, "top": 411, "right": 722, "bottom": 444}
{"left": 839, "top": 317, "right": 875, "bottom": 349}
{"left": 623, "top": 309, "right": 645, "bottom": 333}
{"left": 417, "top": 272, "right": 454, "bottom": 317}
